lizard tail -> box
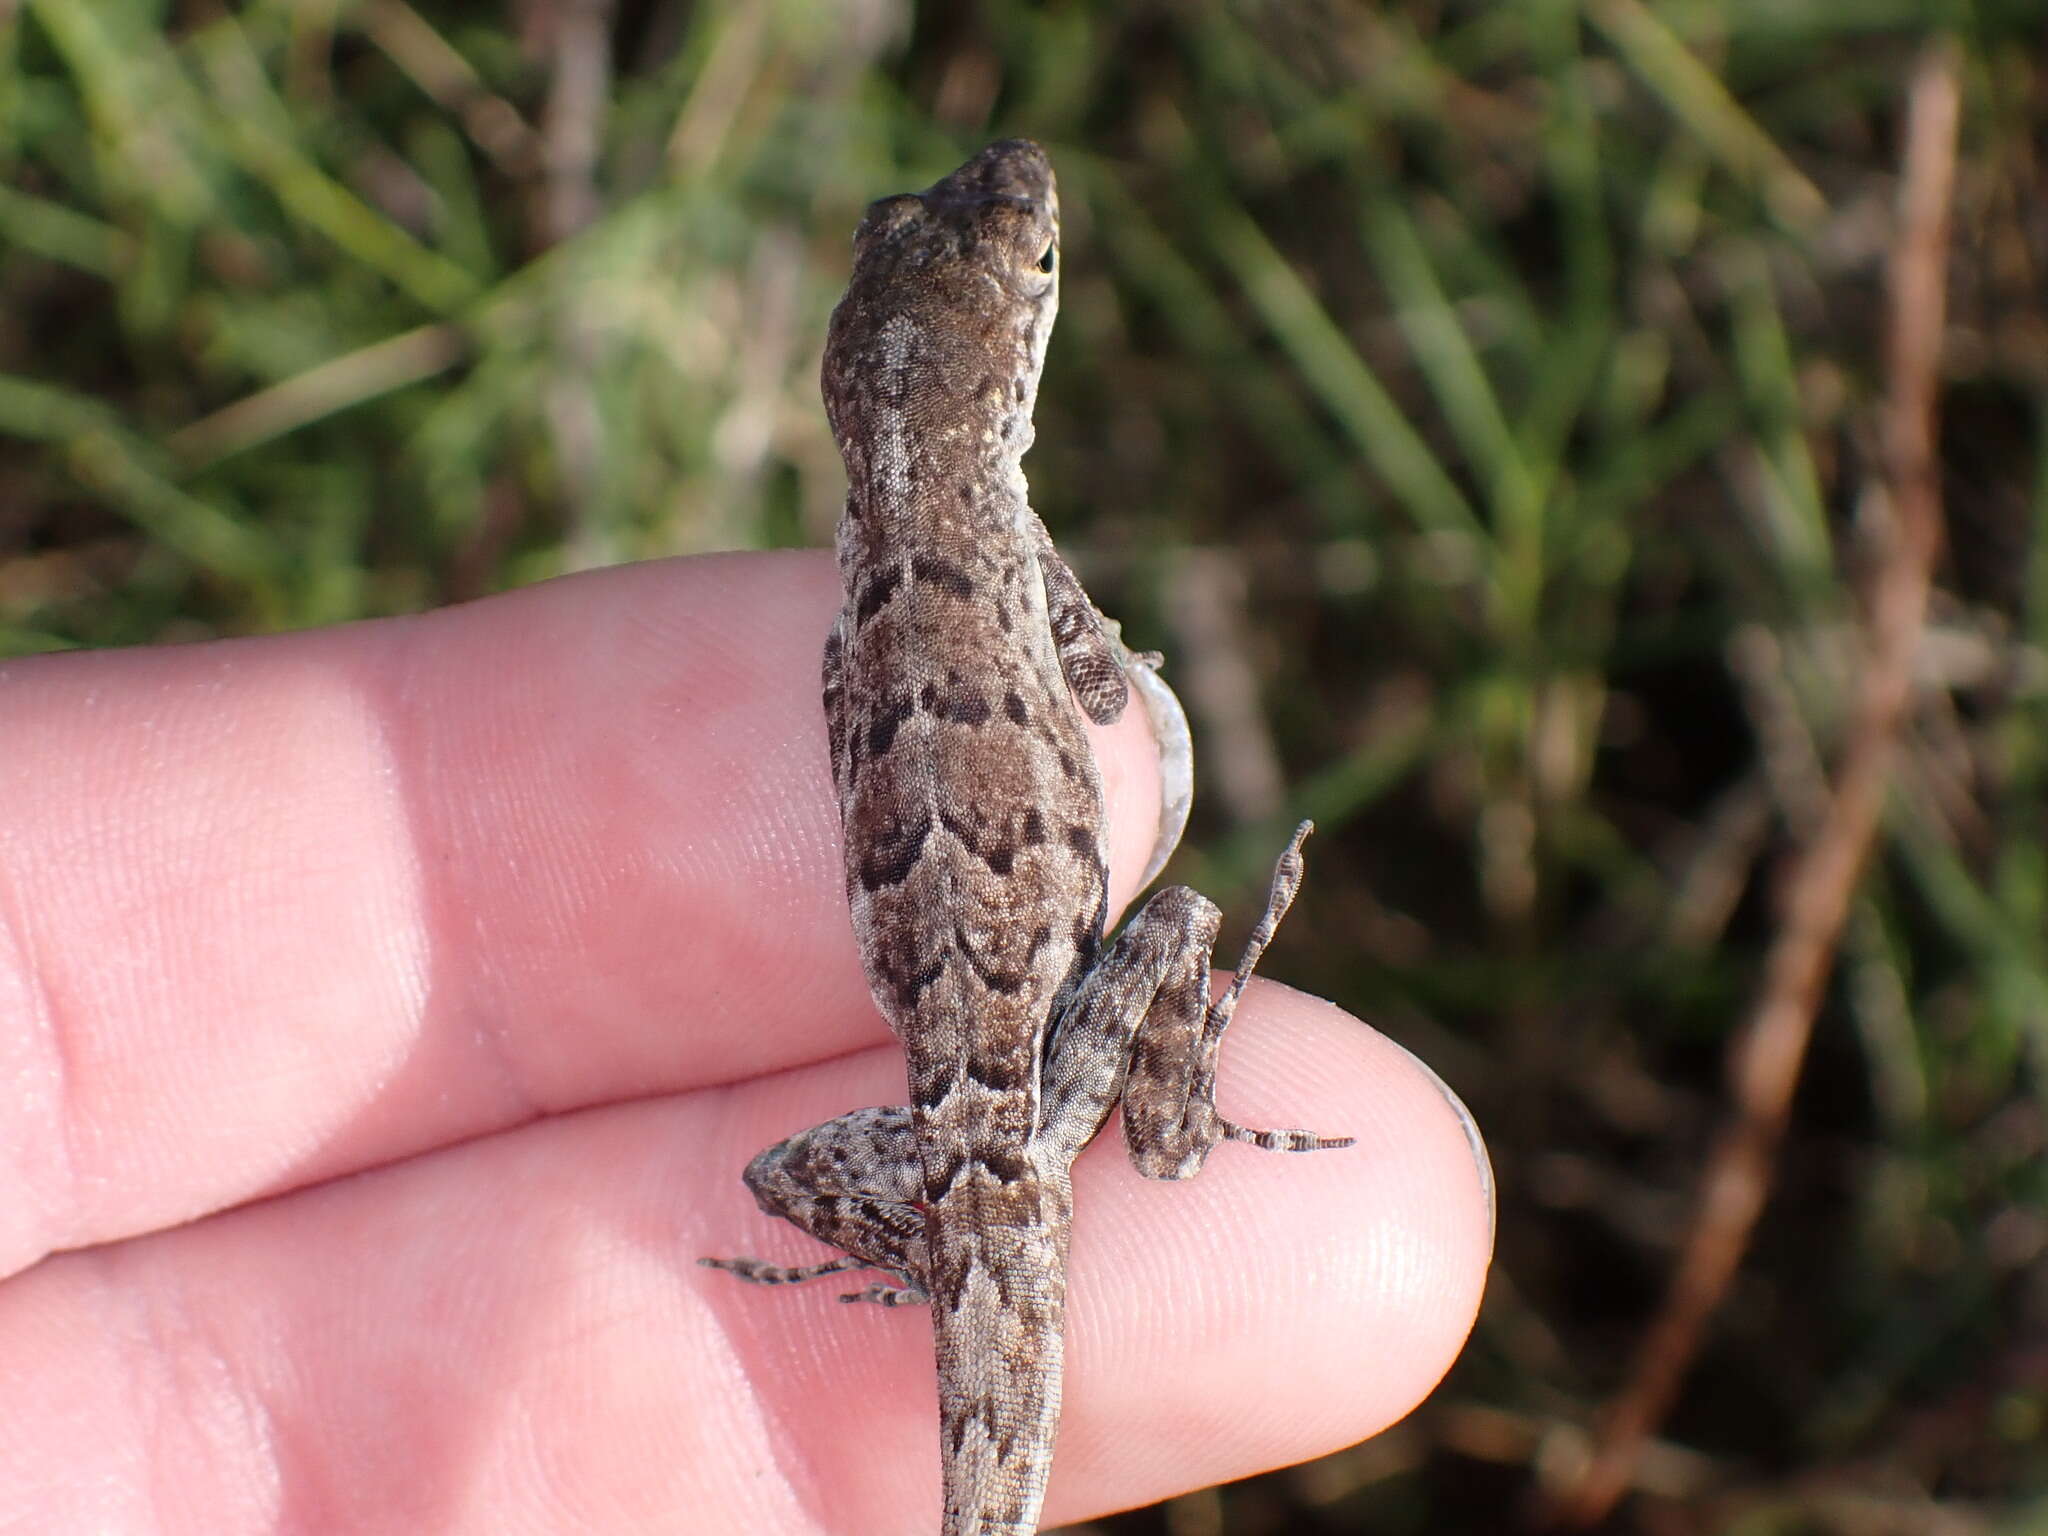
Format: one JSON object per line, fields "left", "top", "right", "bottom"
{"left": 927, "top": 1173, "right": 1074, "bottom": 1536}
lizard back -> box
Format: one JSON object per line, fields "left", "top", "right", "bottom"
{"left": 706, "top": 137, "right": 1350, "bottom": 1536}
{"left": 820, "top": 139, "right": 1105, "bottom": 1534}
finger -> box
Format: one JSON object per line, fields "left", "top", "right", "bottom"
{"left": 1052, "top": 985, "right": 1489, "bottom": 1519}
{"left": 0, "top": 982, "right": 1488, "bottom": 1532}
{"left": 704, "top": 984, "right": 1491, "bottom": 1527}
{"left": 0, "top": 552, "right": 1168, "bottom": 1272}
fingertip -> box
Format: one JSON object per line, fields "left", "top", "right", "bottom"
{"left": 1051, "top": 984, "right": 1489, "bottom": 1521}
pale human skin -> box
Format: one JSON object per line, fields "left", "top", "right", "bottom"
{"left": 0, "top": 552, "right": 1491, "bottom": 1533}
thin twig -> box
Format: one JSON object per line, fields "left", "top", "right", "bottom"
{"left": 361, "top": 0, "right": 538, "bottom": 175}
{"left": 534, "top": 0, "right": 615, "bottom": 567}
{"left": 1547, "top": 38, "right": 1959, "bottom": 1527}
{"left": 538, "top": 0, "right": 611, "bottom": 249}
{"left": 1163, "top": 547, "right": 1288, "bottom": 826}
{"left": 166, "top": 324, "right": 465, "bottom": 467}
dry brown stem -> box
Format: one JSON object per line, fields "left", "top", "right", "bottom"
{"left": 1546, "top": 38, "right": 1960, "bottom": 1527}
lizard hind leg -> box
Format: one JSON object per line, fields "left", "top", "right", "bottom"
{"left": 1042, "top": 819, "right": 1351, "bottom": 1181}
{"left": 835, "top": 1272, "right": 930, "bottom": 1307}
{"left": 696, "top": 1253, "right": 929, "bottom": 1307}
{"left": 697, "top": 1252, "right": 870, "bottom": 1287}
{"left": 1202, "top": 821, "right": 1354, "bottom": 1155}
{"left": 698, "top": 1105, "right": 933, "bottom": 1306}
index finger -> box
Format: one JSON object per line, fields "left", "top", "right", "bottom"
{"left": 0, "top": 552, "right": 1169, "bottom": 1275}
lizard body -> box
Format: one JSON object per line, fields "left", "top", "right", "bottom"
{"left": 703, "top": 140, "right": 1349, "bottom": 1536}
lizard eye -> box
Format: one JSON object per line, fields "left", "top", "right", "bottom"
{"left": 1036, "top": 242, "right": 1056, "bottom": 275}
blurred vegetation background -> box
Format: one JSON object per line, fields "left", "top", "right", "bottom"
{"left": 5, "top": 0, "right": 2046, "bottom": 1531}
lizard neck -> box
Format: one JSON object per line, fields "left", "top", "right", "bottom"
{"left": 830, "top": 307, "right": 1044, "bottom": 523}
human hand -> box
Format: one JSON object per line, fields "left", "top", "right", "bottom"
{"left": 0, "top": 552, "right": 1490, "bottom": 1531}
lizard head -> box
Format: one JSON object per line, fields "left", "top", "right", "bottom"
{"left": 822, "top": 139, "right": 1061, "bottom": 472}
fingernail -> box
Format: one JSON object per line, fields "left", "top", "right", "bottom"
{"left": 1124, "top": 660, "right": 1193, "bottom": 888}
{"left": 1393, "top": 1039, "right": 1494, "bottom": 1246}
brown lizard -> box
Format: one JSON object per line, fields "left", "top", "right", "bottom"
{"left": 702, "top": 139, "right": 1350, "bottom": 1536}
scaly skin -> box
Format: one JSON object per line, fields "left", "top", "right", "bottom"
{"left": 704, "top": 141, "right": 1349, "bottom": 1536}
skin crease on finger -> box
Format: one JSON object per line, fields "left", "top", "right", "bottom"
{"left": 0, "top": 550, "right": 1490, "bottom": 1530}
{"left": 0, "top": 552, "right": 1166, "bottom": 1273}
{"left": 0, "top": 988, "right": 1485, "bottom": 1531}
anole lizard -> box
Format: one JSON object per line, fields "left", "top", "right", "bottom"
{"left": 702, "top": 139, "right": 1350, "bottom": 1536}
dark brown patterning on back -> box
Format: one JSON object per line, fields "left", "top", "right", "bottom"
{"left": 823, "top": 139, "right": 1109, "bottom": 1536}
{"left": 704, "top": 140, "right": 1350, "bottom": 1536}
